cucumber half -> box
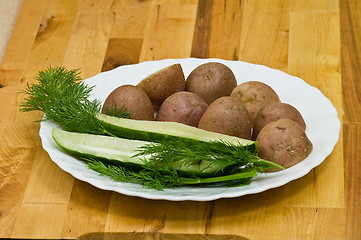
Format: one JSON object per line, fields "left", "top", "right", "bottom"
{"left": 52, "top": 127, "right": 145, "bottom": 167}
{"left": 97, "top": 113, "right": 256, "bottom": 148}
{"left": 52, "top": 128, "right": 227, "bottom": 176}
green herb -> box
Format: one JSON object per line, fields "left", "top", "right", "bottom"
{"left": 85, "top": 158, "right": 258, "bottom": 190}
{"left": 86, "top": 158, "right": 183, "bottom": 190}
{"left": 20, "top": 66, "right": 125, "bottom": 135}
{"left": 83, "top": 139, "right": 282, "bottom": 190}
{"left": 104, "top": 104, "right": 130, "bottom": 119}
{"left": 134, "top": 139, "right": 271, "bottom": 175}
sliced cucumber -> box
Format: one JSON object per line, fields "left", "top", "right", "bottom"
{"left": 52, "top": 128, "right": 225, "bottom": 176}
{"left": 97, "top": 113, "right": 256, "bottom": 148}
{"left": 52, "top": 127, "right": 145, "bottom": 167}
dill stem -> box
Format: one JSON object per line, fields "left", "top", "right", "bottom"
{"left": 179, "top": 171, "right": 257, "bottom": 185}
{"left": 257, "top": 158, "right": 286, "bottom": 170}
{"left": 103, "top": 129, "right": 118, "bottom": 137}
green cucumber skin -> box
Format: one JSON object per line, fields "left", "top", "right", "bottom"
{"left": 52, "top": 128, "right": 227, "bottom": 177}
{"left": 102, "top": 120, "right": 198, "bottom": 143}
{"left": 103, "top": 121, "right": 258, "bottom": 154}
{"left": 98, "top": 114, "right": 258, "bottom": 153}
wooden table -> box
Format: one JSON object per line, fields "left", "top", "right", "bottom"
{"left": 0, "top": 0, "right": 359, "bottom": 239}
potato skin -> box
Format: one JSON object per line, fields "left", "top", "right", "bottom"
{"left": 231, "top": 81, "right": 280, "bottom": 125}
{"left": 101, "top": 85, "right": 154, "bottom": 120}
{"left": 136, "top": 63, "right": 185, "bottom": 111}
{"left": 256, "top": 118, "right": 313, "bottom": 171}
{"left": 156, "top": 91, "right": 208, "bottom": 127}
{"left": 252, "top": 102, "right": 306, "bottom": 140}
{"left": 185, "top": 62, "right": 237, "bottom": 104}
{"left": 198, "top": 96, "right": 252, "bottom": 139}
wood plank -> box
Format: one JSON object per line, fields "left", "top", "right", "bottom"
{"left": 77, "top": 232, "right": 248, "bottom": 240}
{"left": 21, "top": 148, "right": 74, "bottom": 204}
{"left": 62, "top": 0, "right": 115, "bottom": 78}
{"left": 344, "top": 124, "right": 361, "bottom": 240}
{"left": 105, "top": 195, "right": 215, "bottom": 234}
{"left": 0, "top": 122, "right": 39, "bottom": 237}
{"left": 190, "top": 0, "right": 213, "bottom": 58}
{"left": 0, "top": 0, "right": 23, "bottom": 63}
{"left": 344, "top": 124, "right": 361, "bottom": 239}
{"left": 14, "top": 0, "right": 80, "bottom": 123}
{"left": 281, "top": 207, "right": 345, "bottom": 239}
{"left": 341, "top": 0, "right": 361, "bottom": 238}
{"left": 206, "top": 192, "right": 284, "bottom": 239}
{"left": 21, "top": 0, "right": 79, "bottom": 75}
{"left": 340, "top": 0, "right": 361, "bottom": 124}
{"left": 0, "top": 0, "right": 47, "bottom": 70}
{"left": 105, "top": 194, "right": 168, "bottom": 233}
{"left": 163, "top": 201, "right": 212, "bottom": 234}
{"left": 191, "top": 0, "right": 243, "bottom": 60}
{"left": 110, "top": 0, "right": 152, "bottom": 38}
{"left": 101, "top": 38, "right": 143, "bottom": 72}
{"left": 238, "top": 0, "right": 289, "bottom": 70}
{"left": 153, "top": 0, "right": 198, "bottom": 4}
{"left": 287, "top": 11, "right": 343, "bottom": 208}
{"left": 207, "top": 0, "right": 243, "bottom": 60}
{"left": 0, "top": 69, "right": 24, "bottom": 122}
{"left": 61, "top": 180, "right": 112, "bottom": 239}
{"left": 290, "top": 0, "right": 339, "bottom": 11}
{"left": 139, "top": 3, "right": 197, "bottom": 61}
{"left": 11, "top": 203, "right": 68, "bottom": 239}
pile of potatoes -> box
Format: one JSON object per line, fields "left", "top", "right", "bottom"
{"left": 101, "top": 62, "right": 313, "bottom": 171}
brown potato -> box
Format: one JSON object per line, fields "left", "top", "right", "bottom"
{"left": 256, "top": 118, "right": 313, "bottom": 171}
{"left": 156, "top": 91, "right": 208, "bottom": 127}
{"left": 252, "top": 102, "right": 306, "bottom": 140}
{"left": 198, "top": 96, "right": 252, "bottom": 139}
{"left": 185, "top": 62, "right": 237, "bottom": 104}
{"left": 101, "top": 85, "right": 154, "bottom": 120}
{"left": 231, "top": 81, "right": 280, "bottom": 126}
{"left": 136, "top": 63, "right": 185, "bottom": 111}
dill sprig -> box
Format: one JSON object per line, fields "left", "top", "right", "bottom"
{"left": 20, "top": 66, "right": 112, "bottom": 135}
{"left": 85, "top": 158, "right": 183, "bottom": 190}
{"left": 84, "top": 139, "right": 283, "bottom": 190}
{"left": 104, "top": 104, "right": 130, "bottom": 119}
{"left": 85, "top": 158, "right": 259, "bottom": 190}
{"left": 134, "top": 139, "right": 269, "bottom": 175}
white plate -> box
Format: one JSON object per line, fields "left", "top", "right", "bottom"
{"left": 39, "top": 58, "right": 340, "bottom": 201}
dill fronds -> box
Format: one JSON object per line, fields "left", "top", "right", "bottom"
{"left": 20, "top": 66, "right": 127, "bottom": 135}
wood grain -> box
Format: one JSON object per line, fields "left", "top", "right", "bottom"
{"left": 238, "top": 0, "right": 289, "bottom": 70}
{"left": 190, "top": 0, "right": 213, "bottom": 58}
{"left": 288, "top": 11, "right": 344, "bottom": 208}
{"left": 139, "top": 3, "right": 197, "bottom": 61}
{"left": 344, "top": 124, "right": 361, "bottom": 239}
{"left": 101, "top": 38, "right": 143, "bottom": 72}
{"left": 61, "top": 0, "right": 115, "bottom": 78}
{"left": 0, "top": 0, "right": 358, "bottom": 239}
{"left": 341, "top": 0, "right": 361, "bottom": 124}
{"left": 77, "top": 232, "right": 248, "bottom": 240}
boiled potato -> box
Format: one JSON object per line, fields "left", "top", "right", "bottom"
{"left": 198, "top": 96, "right": 252, "bottom": 139}
{"left": 231, "top": 81, "right": 280, "bottom": 125}
{"left": 156, "top": 91, "right": 208, "bottom": 127}
{"left": 101, "top": 85, "right": 154, "bottom": 120}
{"left": 256, "top": 118, "right": 313, "bottom": 171}
{"left": 185, "top": 62, "right": 237, "bottom": 104}
{"left": 252, "top": 102, "right": 306, "bottom": 140}
{"left": 136, "top": 63, "right": 186, "bottom": 111}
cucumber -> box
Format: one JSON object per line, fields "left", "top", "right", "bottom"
{"left": 52, "top": 128, "right": 225, "bottom": 176}
{"left": 97, "top": 113, "right": 256, "bottom": 149}
{"left": 52, "top": 127, "right": 145, "bottom": 167}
